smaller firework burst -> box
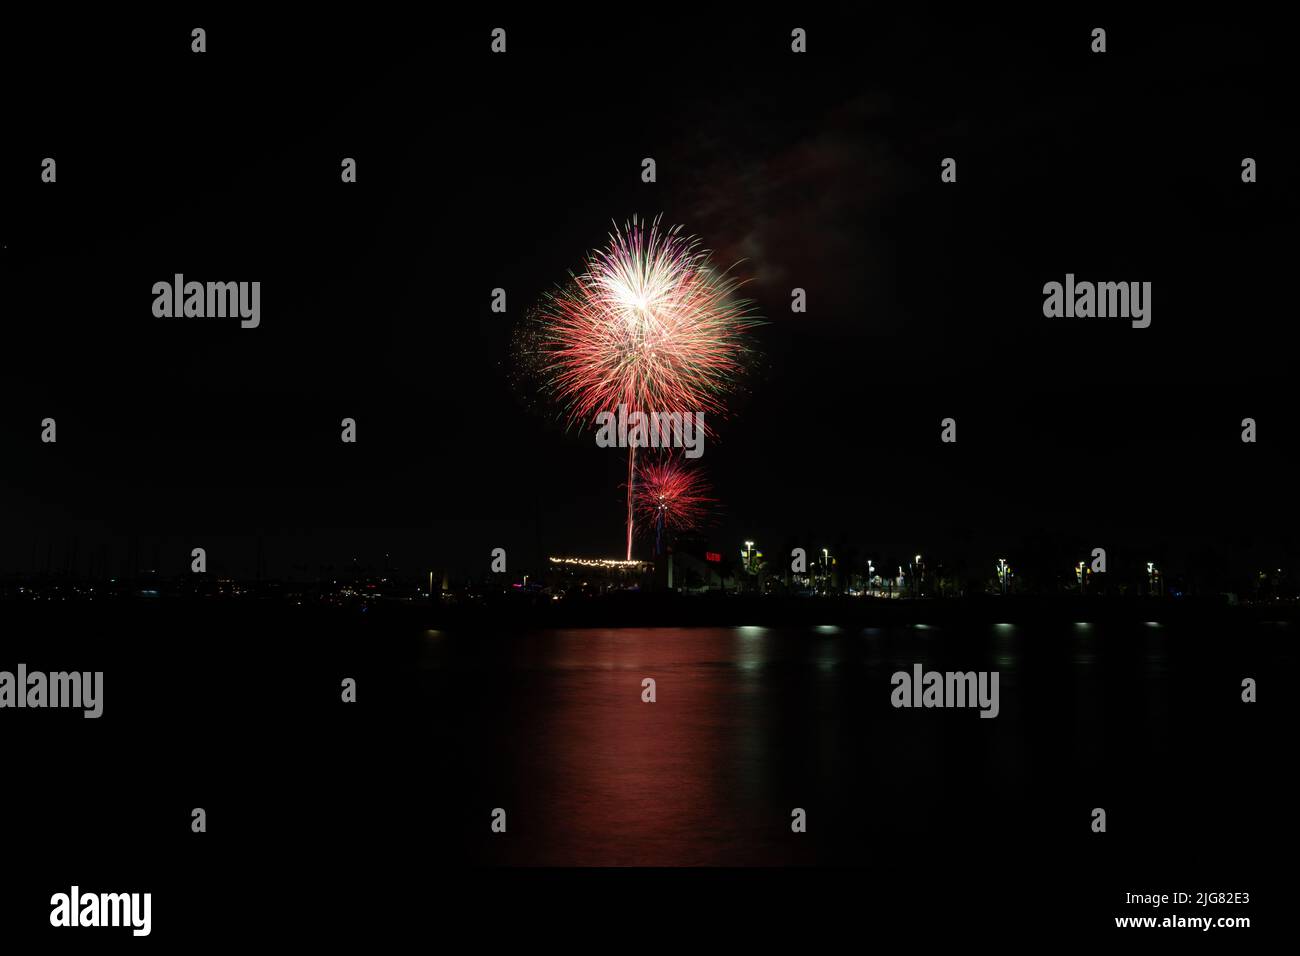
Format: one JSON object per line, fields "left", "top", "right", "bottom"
{"left": 634, "top": 457, "right": 714, "bottom": 556}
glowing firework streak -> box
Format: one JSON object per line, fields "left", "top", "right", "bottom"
{"left": 521, "top": 215, "right": 760, "bottom": 558}
{"left": 634, "top": 457, "right": 714, "bottom": 557}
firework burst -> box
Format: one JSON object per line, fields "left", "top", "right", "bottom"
{"left": 522, "top": 214, "right": 761, "bottom": 433}
{"left": 634, "top": 457, "right": 714, "bottom": 556}
{"left": 515, "top": 215, "right": 761, "bottom": 558}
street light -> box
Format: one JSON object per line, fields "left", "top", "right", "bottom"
{"left": 997, "top": 558, "right": 1009, "bottom": 596}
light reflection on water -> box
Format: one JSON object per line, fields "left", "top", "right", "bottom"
{"left": 414, "top": 622, "right": 1238, "bottom": 865}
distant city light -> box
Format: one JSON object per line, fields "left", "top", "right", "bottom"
{"left": 548, "top": 556, "right": 652, "bottom": 569}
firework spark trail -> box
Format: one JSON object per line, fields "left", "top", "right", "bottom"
{"left": 634, "top": 456, "right": 714, "bottom": 556}
{"left": 520, "top": 215, "right": 760, "bottom": 558}
{"left": 627, "top": 444, "right": 636, "bottom": 560}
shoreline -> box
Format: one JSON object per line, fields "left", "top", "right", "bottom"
{"left": 2, "top": 593, "right": 1295, "bottom": 632}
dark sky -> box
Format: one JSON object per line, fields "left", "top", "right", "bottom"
{"left": 1, "top": 13, "right": 1295, "bottom": 579}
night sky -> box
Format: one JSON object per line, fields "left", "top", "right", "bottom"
{"left": 2, "top": 13, "right": 1295, "bottom": 579}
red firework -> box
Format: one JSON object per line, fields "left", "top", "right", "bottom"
{"left": 634, "top": 458, "right": 714, "bottom": 537}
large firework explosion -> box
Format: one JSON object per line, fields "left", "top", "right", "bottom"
{"left": 634, "top": 457, "right": 714, "bottom": 557}
{"left": 515, "top": 215, "right": 761, "bottom": 558}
